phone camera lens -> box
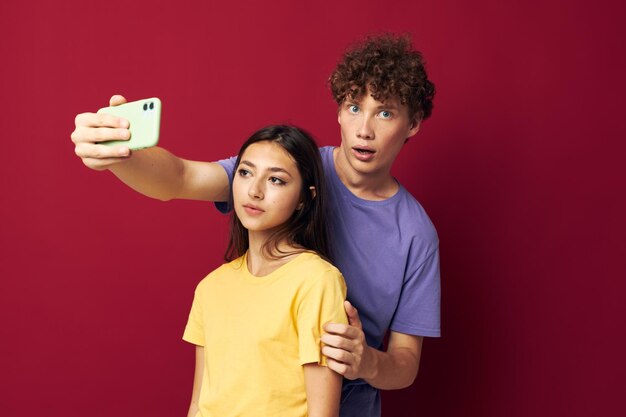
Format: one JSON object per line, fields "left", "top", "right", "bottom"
{"left": 149, "top": 102, "right": 154, "bottom": 110}
{"left": 143, "top": 103, "right": 148, "bottom": 111}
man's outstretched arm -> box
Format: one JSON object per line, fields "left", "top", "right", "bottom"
{"left": 71, "top": 95, "right": 230, "bottom": 202}
{"left": 321, "top": 301, "right": 423, "bottom": 390}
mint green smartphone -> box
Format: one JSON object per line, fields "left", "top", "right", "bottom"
{"left": 97, "top": 97, "right": 161, "bottom": 150}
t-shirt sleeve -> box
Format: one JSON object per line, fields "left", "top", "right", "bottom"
{"left": 182, "top": 284, "right": 205, "bottom": 346}
{"left": 296, "top": 271, "right": 348, "bottom": 366}
{"left": 390, "top": 245, "right": 441, "bottom": 337}
{"left": 214, "top": 155, "right": 238, "bottom": 214}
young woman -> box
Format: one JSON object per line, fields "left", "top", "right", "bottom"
{"left": 183, "top": 125, "right": 347, "bottom": 417}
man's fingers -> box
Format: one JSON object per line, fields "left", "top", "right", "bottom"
{"left": 71, "top": 96, "right": 132, "bottom": 171}
{"left": 326, "top": 358, "right": 351, "bottom": 377}
{"left": 322, "top": 345, "right": 353, "bottom": 363}
{"left": 344, "top": 301, "right": 362, "bottom": 328}
{"left": 321, "top": 333, "right": 353, "bottom": 350}
{"left": 323, "top": 322, "right": 360, "bottom": 338}
{"left": 71, "top": 126, "right": 130, "bottom": 144}
{"left": 74, "top": 112, "right": 129, "bottom": 129}
{"left": 75, "top": 143, "right": 130, "bottom": 160}
{"left": 80, "top": 156, "right": 131, "bottom": 171}
{"left": 109, "top": 94, "right": 127, "bottom": 106}
{"left": 91, "top": 126, "right": 129, "bottom": 142}
{"left": 323, "top": 322, "right": 347, "bottom": 334}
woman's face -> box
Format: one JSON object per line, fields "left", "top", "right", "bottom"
{"left": 233, "top": 140, "right": 303, "bottom": 237}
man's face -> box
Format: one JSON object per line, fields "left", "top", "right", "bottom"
{"left": 337, "top": 91, "right": 420, "bottom": 179}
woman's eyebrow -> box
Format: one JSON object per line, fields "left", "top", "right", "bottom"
{"left": 240, "top": 160, "right": 293, "bottom": 178}
{"left": 267, "top": 167, "right": 293, "bottom": 178}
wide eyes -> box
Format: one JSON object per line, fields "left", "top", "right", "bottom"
{"left": 346, "top": 104, "right": 392, "bottom": 119}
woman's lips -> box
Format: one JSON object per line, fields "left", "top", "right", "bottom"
{"left": 243, "top": 204, "right": 264, "bottom": 215}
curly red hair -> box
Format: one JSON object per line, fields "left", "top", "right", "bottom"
{"left": 329, "top": 34, "right": 435, "bottom": 122}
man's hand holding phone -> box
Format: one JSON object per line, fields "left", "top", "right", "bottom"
{"left": 72, "top": 95, "right": 161, "bottom": 170}
{"left": 72, "top": 95, "right": 131, "bottom": 170}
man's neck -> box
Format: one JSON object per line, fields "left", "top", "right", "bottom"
{"left": 333, "top": 147, "right": 399, "bottom": 201}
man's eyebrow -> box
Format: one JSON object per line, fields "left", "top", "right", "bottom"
{"left": 344, "top": 99, "right": 399, "bottom": 110}
{"left": 374, "top": 101, "right": 399, "bottom": 110}
{"left": 240, "top": 160, "right": 293, "bottom": 178}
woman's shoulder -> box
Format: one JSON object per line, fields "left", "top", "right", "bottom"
{"left": 196, "top": 257, "right": 246, "bottom": 289}
{"left": 293, "top": 251, "right": 339, "bottom": 272}
{"left": 291, "top": 252, "right": 345, "bottom": 286}
{"left": 289, "top": 253, "right": 347, "bottom": 307}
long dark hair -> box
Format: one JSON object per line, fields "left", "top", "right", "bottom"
{"left": 224, "top": 125, "right": 330, "bottom": 262}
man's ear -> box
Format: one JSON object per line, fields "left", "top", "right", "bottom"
{"left": 405, "top": 119, "right": 421, "bottom": 144}
{"left": 408, "top": 119, "right": 421, "bottom": 137}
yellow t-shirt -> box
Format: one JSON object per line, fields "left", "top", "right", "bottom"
{"left": 183, "top": 251, "right": 348, "bottom": 417}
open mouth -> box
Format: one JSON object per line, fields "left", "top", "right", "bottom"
{"left": 354, "top": 147, "right": 375, "bottom": 155}
{"left": 352, "top": 147, "right": 376, "bottom": 161}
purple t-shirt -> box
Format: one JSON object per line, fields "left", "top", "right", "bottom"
{"left": 216, "top": 146, "right": 441, "bottom": 349}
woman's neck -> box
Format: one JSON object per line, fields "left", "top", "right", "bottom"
{"left": 246, "top": 231, "right": 300, "bottom": 277}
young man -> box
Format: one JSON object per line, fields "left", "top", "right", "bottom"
{"left": 72, "top": 35, "right": 440, "bottom": 417}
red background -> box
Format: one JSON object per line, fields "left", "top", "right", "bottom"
{"left": 1, "top": 0, "right": 625, "bottom": 416}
